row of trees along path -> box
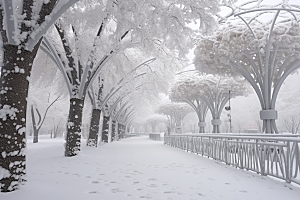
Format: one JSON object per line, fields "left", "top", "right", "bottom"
{"left": 194, "top": 2, "right": 300, "bottom": 134}
{"left": 154, "top": 1, "right": 300, "bottom": 134}
{"left": 0, "top": 0, "right": 220, "bottom": 192}
{"left": 170, "top": 72, "right": 249, "bottom": 133}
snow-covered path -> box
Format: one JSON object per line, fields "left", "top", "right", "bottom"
{"left": 2, "top": 136, "right": 300, "bottom": 200}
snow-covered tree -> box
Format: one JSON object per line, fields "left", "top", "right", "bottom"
{"left": 30, "top": 94, "right": 61, "bottom": 143}
{"left": 41, "top": 5, "right": 107, "bottom": 155}
{"left": 156, "top": 98, "right": 192, "bottom": 134}
{"left": 86, "top": 57, "right": 156, "bottom": 147}
{"left": 170, "top": 71, "right": 208, "bottom": 133}
{"left": 28, "top": 50, "right": 67, "bottom": 143}
{"left": 113, "top": 101, "right": 136, "bottom": 140}
{"left": 172, "top": 72, "right": 249, "bottom": 133}
{"left": 87, "top": 44, "right": 180, "bottom": 145}
{"left": 146, "top": 114, "right": 168, "bottom": 133}
{"left": 195, "top": 3, "right": 300, "bottom": 133}
{"left": 27, "top": 58, "right": 69, "bottom": 140}
{"left": 0, "top": 0, "right": 220, "bottom": 191}
{"left": 0, "top": 0, "right": 80, "bottom": 192}
{"left": 102, "top": 75, "right": 160, "bottom": 141}
{"left": 41, "top": 0, "right": 220, "bottom": 156}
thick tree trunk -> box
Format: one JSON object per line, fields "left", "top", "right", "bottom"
{"left": 111, "top": 120, "right": 116, "bottom": 142}
{"left": 115, "top": 122, "right": 119, "bottom": 141}
{"left": 33, "top": 130, "right": 39, "bottom": 143}
{"left": 65, "top": 98, "right": 84, "bottom": 157}
{"left": 101, "top": 116, "right": 109, "bottom": 143}
{"left": 198, "top": 122, "right": 206, "bottom": 133}
{"left": 117, "top": 123, "right": 121, "bottom": 140}
{"left": 198, "top": 108, "right": 207, "bottom": 133}
{"left": 122, "top": 124, "right": 126, "bottom": 138}
{"left": 0, "top": 43, "right": 40, "bottom": 192}
{"left": 122, "top": 124, "right": 125, "bottom": 139}
{"left": 123, "top": 125, "right": 126, "bottom": 138}
{"left": 211, "top": 119, "right": 222, "bottom": 133}
{"left": 87, "top": 109, "right": 101, "bottom": 147}
{"left": 118, "top": 124, "right": 122, "bottom": 139}
{"left": 260, "top": 109, "right": 278, "bottom": 134}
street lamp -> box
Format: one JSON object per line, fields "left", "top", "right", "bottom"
{"left": 224, "top": 90, "right": 232, "bottom": 133}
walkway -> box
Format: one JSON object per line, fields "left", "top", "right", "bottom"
{"left": 2, "top": 136, "right": 300, "bottom": 200}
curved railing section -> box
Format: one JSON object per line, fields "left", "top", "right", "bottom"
{"left": 164, "top": 134, "right": 300, "bottom": 185}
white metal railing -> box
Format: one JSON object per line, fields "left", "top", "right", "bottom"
{"left": 165, "top": 134, "right": 300, "bottom": 185}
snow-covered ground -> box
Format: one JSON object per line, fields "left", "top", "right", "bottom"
{"left": 2, "top": 135, "right": 300, "bottom": 200}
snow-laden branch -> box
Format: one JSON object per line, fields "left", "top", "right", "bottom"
{"left": 271, "top": 59, "right": 300, "bottom": 108}
{"left": 41, "top": 36, "right": 72, "bottom": 95}
{"left": 27, "top": 0, "right": 80, "bottom": 50}
{"left": 2, "top": 0, "right": 16, "bottom": 45}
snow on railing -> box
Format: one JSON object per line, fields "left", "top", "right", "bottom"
{"left": 165, "top": 134, "right": 300, "bottom": 185}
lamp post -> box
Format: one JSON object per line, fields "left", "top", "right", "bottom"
{"left": 225, "top": 90, "right": 232, "bottom": 133}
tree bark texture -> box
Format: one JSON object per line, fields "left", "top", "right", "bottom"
{"left": 111, "top": 120, "right": 116, "bottom": 142}
{"left": 121, "top": 124, "right": 125, "bottom": 139}
{"left": 122, "top": 124, "right": 125, "bottom": 139}
{"left": 65, "top": 98, "right": 84, "bottom": 157}
{"left": 0, "top": 43, "right": 40, "bottom": 192}
{"left": 114, "top": 122, "right": 118, "bottom": 141}
{"left": 87, "top": 109, "right": 101, "bottom": 147}
{"left": 117, "top": 123, "right": 121, "bottom": 140}
{"left": 101, "top": 116, "right": 109, "bottom": 143}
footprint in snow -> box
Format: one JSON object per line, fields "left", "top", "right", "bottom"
{"left": 148, "top": 184, "right": 157, "bottom": 188}
{"left": 163, "top": 191, "right": 175, "bottom": 194}
{"left": 140, "top": 196, "right": 152, "bottom": 199}
{"left": 91, "top": 181, "right": 99, "bottom": 184}
{"left": 111, "top": 188, "right": 123, "bottom": 193}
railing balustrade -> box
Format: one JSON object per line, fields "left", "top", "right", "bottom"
{"left": 164, "top": 134, "right": 300, "bottom": 185}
